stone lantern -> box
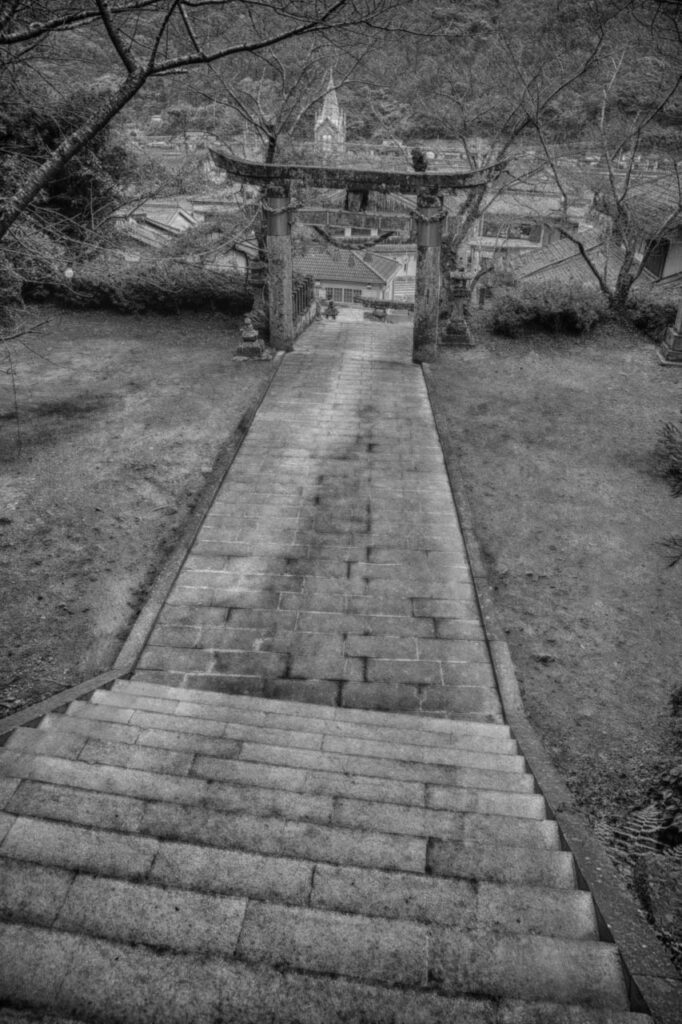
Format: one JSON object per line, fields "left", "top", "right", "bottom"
{"left": 660, "top": 297, "right": 682, "bottom": 365}
{"left": 236, "top": 314, "right": 265, "bottom": 359}
{"left": 441, "top": 263, "right": 473, "bottom": 348}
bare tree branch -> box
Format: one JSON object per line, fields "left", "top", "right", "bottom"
{"left": 95, "top": 0, "right": 139, "bottom": 73}
{"left": 0, "top": 0, "right": 161, "bottom": 44}
{"left": 0, "top": 1, "right": 408, "bottom": 242}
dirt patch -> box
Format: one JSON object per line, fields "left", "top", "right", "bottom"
{"left": 427, "top": 317, "right": 682, "bottom": 960}
{"left": 0, "top": 306, "right": 272, "bottom": 716}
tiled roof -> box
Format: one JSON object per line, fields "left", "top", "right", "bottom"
{"left": 293, "top": 246, "right": 399, "bottom": 285}
{"left": 645, "top": 271, "right": 682, "bottom": 298}
{"left": 510, "top": 230, "right": 598, "bottom": 274}
{"left": 509, "top": 230, "right": 624, "bottom": 289}
{"left": 360, "top": 251, "right": 402, "bottom": 279}
{"left": 143, "top": 208, "right": 197, "bottom": 230}
{"left": 117, "top": 199, "right": 194, "bottom": 219}
{"left": 594, "top": 174, "right": 682, "bottom": 232}
{"left": 121, "top": 221, "right": 171, "bottom": 250}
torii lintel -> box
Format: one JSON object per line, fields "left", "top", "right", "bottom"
{"left": 209, "top": 149, "right": 506, "bottom": 194}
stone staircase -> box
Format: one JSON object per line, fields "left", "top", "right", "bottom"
{"left": 0, "top": 677, "right": 650, "bottom": 1024}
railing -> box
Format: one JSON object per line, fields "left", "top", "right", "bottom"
{"left": 361, "top": 298, "right": 415, "bottom": 311}
{"left": 292, "top": 276, "right": 316, "bottom": 337}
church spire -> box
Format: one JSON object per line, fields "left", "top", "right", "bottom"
{"left": 315, "top": 69, "right": 346, "bottom": 152}
{"left": 319, "top": 70, "right": 341, "bottom": 125}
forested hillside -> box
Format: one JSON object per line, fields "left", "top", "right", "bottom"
{"left": 0, "top": 0, "right": 680, "bottom": 322}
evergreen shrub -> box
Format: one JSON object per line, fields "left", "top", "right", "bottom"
{"left": 626, "top": 294, "right": 677, "bottom": 341}
{"left": 0, "top": 223, "right": 66, "bottom": 324}
{"left": 656, "top": 407, "right": 682, "bottom": 568}
{"left": 0, "top": 253, "right": 23, "bottom": 324}
{"left": 656, "top": 409, "right": 682, "bottom": 499}
{"left": 491, "top": 282, "right": 609, "bottom": 336}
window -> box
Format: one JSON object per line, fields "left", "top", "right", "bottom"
{"left": 326, "top": 287, "right": 343, "bottom": 301}
{"left": 481, "top": 217, "right": 542, "bottom": 242}
{"left": 643, "top": 239, "right": 669, "bottom": 279}
{"left": 343, "top": 288, "right": 362, "bottom": 303}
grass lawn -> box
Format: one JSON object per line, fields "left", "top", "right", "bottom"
{"left": 427, "top": 318, "right": 681, "bottom": 869}
{"left": 0, "top": 307, "right": 274, "bottom": 715}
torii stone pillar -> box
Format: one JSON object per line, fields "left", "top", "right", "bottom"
{"left": 264, "top": 185, "right": 294, "bottom": 351}
{"left": 413, "top": 189, "right": 446, "bottom": 364}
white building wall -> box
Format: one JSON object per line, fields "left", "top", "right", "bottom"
{"left": 664, "top": 241, "right": 682, "bottom": 277}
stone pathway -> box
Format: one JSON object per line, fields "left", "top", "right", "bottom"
{"left": 0, "top": 319, "right": 656, "bottom": 1023}
{"left": 137, "top": 319, "right": 500, "bottom": 721}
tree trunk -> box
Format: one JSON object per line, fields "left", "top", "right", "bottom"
{"left": 0, "top": 70, "right": 147, "bottom": 243}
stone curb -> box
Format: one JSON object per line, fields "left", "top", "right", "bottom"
{"left": 423, "top": 361, "right": 682, "bottom": 1024}
{"left": 0, "top": 667, "right": 125, "bottom": 739}
{"left": 0, "top": 352, "right": 285, "bottom": 742}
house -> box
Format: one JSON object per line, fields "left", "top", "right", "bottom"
{"left": 114, "top": 199, "right": 201, "bottom": 253}
{"left": 459, "top": 184, "right": 580, "bottom": 277}
{"left": 373, "top": 243, "right": 417, "bottom": 302}
{"left": 506, "top": 177, "right": 682, "bottom": 304}
{"left": 294, "top": 245, "right": 401, "bottom": 304}
{"left": 114, "top": 199, "right": 257, "bottom": 279}
{"left": 615, "top": 180, "right": 682, "bottom": 283}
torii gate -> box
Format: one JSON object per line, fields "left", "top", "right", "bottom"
{"left": 210, "top": 150, "right": 505, "bottom": 363}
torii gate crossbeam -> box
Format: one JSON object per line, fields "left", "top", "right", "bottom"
{"left": 210, "top": 150, "right": 505, "bottom": 363}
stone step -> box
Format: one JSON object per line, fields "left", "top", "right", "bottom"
{"left": 100, "top": 682, "right": 519, "bottom": 754}
{"left": 117, "top": 676, "right": 514, "bottom": 740}
{"left": 237, "top": 905, "right": 628, "bottom": 1008}
{"left": 1, "top": 817, "right": 315, "bottom": 905}
{"left": 0, "top": 852, "right": 597, "bottom": 945}
{"left": 0, "top": 749, "right": 559, "bottom": 849}
{"left": 63, "top": 699, "right": 529, "bottom": 777}
{"left": 427, "top": 838, "right": 577, "bottom": 890}
{"left": 6, "top": 728, "right": 546, "bottom": 819}
{"left": 308, "top": 861, "right": 597, "bottom": 938}
{"left": 202, "top": 739, "right": 528, "bottom": 788}
{"left": 0, "top": 921, "right": 649, "bottom": 1024}
{"left": 0, "top": 1004, "right": 652, "bottom": 1024}
{"left": 0, "top": 811, "right": 575, "bottom": 908}
{"left": 32, "top": 713, "right": 539, "bottom": 796}
{"left": 84, "top": 691, "right": 521, "bottom": 763}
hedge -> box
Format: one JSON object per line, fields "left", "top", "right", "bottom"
{"left": 24, "top": 258, "right": 252, "bottom": 315}
{"left": 491, "top": 281, "right": 609, "bottom": 337}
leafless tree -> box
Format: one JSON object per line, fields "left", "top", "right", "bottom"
{"left": 373, "top": 0, "right": 619, "bottom": 283}
{"left": 0, "top": 0, "right": 406, "bottom": 243}
{"left": 530, "top": 0, "right": 682, "bottom": 308}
